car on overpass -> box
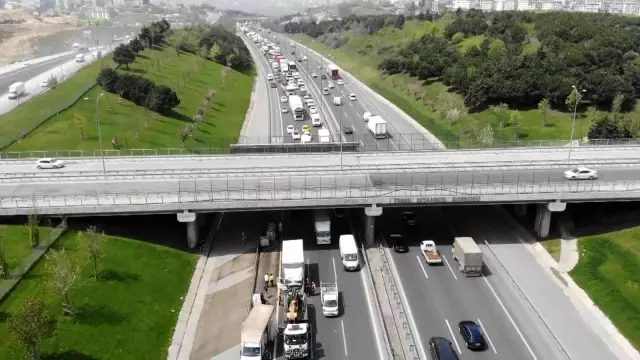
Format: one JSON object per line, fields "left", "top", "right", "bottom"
{"left": 458, "top": 320, "right": 487, "bottom": 350}
{"left": 564, "top": 167, "right": 598, "bottom": 180}
{"left": 36, "top": 158, "right": 64, "bottom": 170}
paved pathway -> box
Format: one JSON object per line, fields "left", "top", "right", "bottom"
{"left": 239, "top": 33, "right": 270, "bottom": 139}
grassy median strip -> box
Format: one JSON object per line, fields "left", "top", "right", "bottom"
{"left": 8, "top": 46, "right": 254, "bottom": 152}
{"left": 0, "top": 225, "right": 52, "bottom": 276}
{"left": 0, "top": 228, "right": 196, "bottom": 360}
{"left": 570, "top": 227, "right": 640, "bottom": 350}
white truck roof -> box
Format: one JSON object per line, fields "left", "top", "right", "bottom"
{"left": 339, "top": 234, "right": 357, "bottom": 253}
{"left": 368, "top": 115, "right": 386, "bottom": 125}
{"left": 241, "top": 304, "right": 274, "bottom": 344}
{"left": 282, "top": 239, "right": 304, "bottom": 265}
{"left": 454, "top": 237, "right": 481, "bottom": 254}
{"left": 314, "top": 210, "right": 330, "bottom": 231}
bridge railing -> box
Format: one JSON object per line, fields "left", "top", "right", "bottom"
{"left": 2, "top": 177, "right": 639, "bottom": 211}
{"left": 1, "top": 137, "right": 639, "bottom": 159}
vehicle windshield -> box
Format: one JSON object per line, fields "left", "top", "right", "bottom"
{"left": 571, "top": 168, "right": 580, "bottom": 173}
{"left": 317, "top": 231, "right": 330, "bottom": 238}
{"left": 242, "top": 346, "right": 261, "bottom": 357}
{"left": 324, "top": 300, "right": 338, "bottom": 307}
{"left": 344, "top": 253, "right": 357, "bottom": 261}
{"left": 284, "top": 334, "right": 307, "bottom": 345}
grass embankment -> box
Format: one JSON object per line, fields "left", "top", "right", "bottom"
{"left": 541, "top": 239, "right": 561, "bottom": 262}
{"left": 9, "top": 45, "right": 254, "bottom": 152}
{"left": 0, "top": 225, "right": 52, "bottom": 276}
{"left": 294, "top": 17, "right": 639, "bottom": 145}
{"left": 0, "top": 229, "right": 196, "bottom": 359}
{"left": 570, "top": 226, "right": 640, "bottom": 350}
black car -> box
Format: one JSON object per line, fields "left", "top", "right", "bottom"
{"left": 321, "top": 74, "right": 327, "bottom": 79}
{"left": 428, "top": 337, "right": 459, "bottom": 360}
{"left": 402, "top": 211, "right": 416, "bottom": 226}
{"left": 269, "top": 82, "right": 277, "bottom": 88}
{"left": 390, "top": 234, "right": 408, "bottom": 253}
{"left": 458, "top": 321, "right": 487, "bottom": 350}
{"left": 343, "top": 126, "right": 354, "bottom": 134}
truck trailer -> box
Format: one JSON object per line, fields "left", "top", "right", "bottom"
{"left": 367, "top": 115, "right": 388, "bottom": 139}
{"left": 240, "top": 304, "right": 275, "bottom": 360}
{"left": 288, "top": 95, "right": 305, "bottom": 121}
{"left": 318, "top": 128, "right": 331, "bottom": 143}
{"left": 280, "top": 239, "right": 305, "bottom": 288}
{"left": 452, "top": 237, "right": 483, "bottom": 276}
{"left": 327, "top": 64, "right": 339, "bottom": 79}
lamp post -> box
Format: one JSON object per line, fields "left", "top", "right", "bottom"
{"left": 568, "top": 86, "right": 586, "bottom": 161}
{"left": 339, "top": 96, "right": 343, "bottom": 170}
{"left": 95, "top": 93, "right": 107, "bottom": 176}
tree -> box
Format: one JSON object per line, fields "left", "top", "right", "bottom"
{"left": 490, "top": 103, "right": 509, "bottom": 128}
{"left": 586, "top": 106, "right": 598, "bottom": 126}
{"left": 97, "top": 68, "right": 120, "bottom": 93}
{"left": 0, "top": 240, "right": 8, "bottom": 279}
{"left": 147, "top": 85, "right": 180, "bottom": 114}
{"left": 129, "top": 38, "right": 144, "bottom": 55}
{"left": 27, "top": 212, "right": 39, "bottom": 249}
{"left": 113, "top": 44, "right": 136, "bottom": 70}
{"left": 611, "top": 92, "right": 624, "bottom": 122}
{"left": 565, "top": 87, "right": 583, "bottom": 112}
{"left": 208, "top": 43, "right": 221, "bottom": 61}
{"left": 477, "top": 123, "right": 494, "bottom": 147}
{"left": 45, "top": 248, "right": 83, "bottom": 315}
{"left": 46, "top": 75, "right": 58, "bottom": 89}
{"left": 446, "top": 108, "right": 460, "bottom": 127}
{"left": 588, "top": 115, "right": 633, "bottom": 140}
{"left": 8, "top": 296, "right": 56, "bottom": 360}
{"left": 538, "top": 98, "right": 550, "bottom": 127}
{"left": 193, "top": 114, "right": 203, "bottom": 128}
{"left": 78, "top": 227, "right": 105, "bottom": 280}
{"left": 139, "top": 26, "right": 152, "bottom": 48}
{"left": 510, "top": 110, "right": 522, "bottom": 139}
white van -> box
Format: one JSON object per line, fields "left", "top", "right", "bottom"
{"left": 311, "top": 113, "right": 321, "bottom": 127}
{"left": 333, "top": 96, "right": 341, "bottom": 106}
{"left": 304, "top": 98, "right": 315, "bottom": 107}
{"left": 75, "top": 54, "right": 85, "bottom": 62}
{"left": 314, "top": 210, "right": 331, "bottom": 245}
{"left": 339, "top": 234, "right": 359, "bottom": 271}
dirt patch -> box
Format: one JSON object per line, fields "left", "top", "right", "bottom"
{"left": 217, "top": 253, "right": 255, "bottom": 280}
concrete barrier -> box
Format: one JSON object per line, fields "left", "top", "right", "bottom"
{"left": 229, "top": 142, "right": 360, "bottom": 153}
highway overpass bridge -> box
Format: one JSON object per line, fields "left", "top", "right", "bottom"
{"left": 0, "top": 146, "right": 638, "bottom": 247}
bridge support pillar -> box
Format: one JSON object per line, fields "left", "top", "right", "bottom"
{"left": 514, "top": 204, "right": 527, "bottom": 217}
{"left": 364, "top": 205, "right": 383, "bottom": 246}
{"left": 534, "top": 202, "right": 566, "bottom": 238}
{"left": 177, "top": 211, "right": 198, "bottom": 249}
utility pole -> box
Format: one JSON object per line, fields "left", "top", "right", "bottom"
{"left": 95, "top": 93, "right": 107, "bottom": 176}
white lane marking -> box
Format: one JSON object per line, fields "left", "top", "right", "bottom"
{"left": 482, "top": 276, "right": 538, "bottom": 360}
{"left": 445, "top": 319, "right": 463, "bottom": 354}
{"left": 442, "top": 255, "right": 458, "bottom": 280}
{"left": 359, "top": 258, "right": 387, "bottom": 360}
{"left": 478, "top": 318, "right": 498, "bottom": 354}
{"left": 332, "top": 257, "right": 338, "bottom": 283}
{"left": 416, "top": 255, "right": 429, "bottom": 279}
{"left": 343, "top": 113, "right": 349, "bottom": 119}
{"left": 341, "top": 319, "right": 348, "bottom": 356}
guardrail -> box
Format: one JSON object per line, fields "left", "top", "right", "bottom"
{"left": 1, "top": 157, "right": 639, "bottom": 183}
{"left": 1, "top": 138, "right": 638, "bottom": 159}
{"left": 378, "top": 240, "right": 420, "bottom": 360}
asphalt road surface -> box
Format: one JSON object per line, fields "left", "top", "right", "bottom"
{"left": 275, "top": 210, "right": 379, "bottom": 360}
{"left": 377, "top": 207, "right": 568, "bottom": 360}
{"left": 0, "top": 54, "right": 76, "bottom": 93}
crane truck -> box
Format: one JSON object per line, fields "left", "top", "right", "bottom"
{"left": 282, "top": 288, "right": 310, "bottom": 359}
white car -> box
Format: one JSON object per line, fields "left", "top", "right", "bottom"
{"left": 328, "top": 82, "right": 335, "bottom": 89}
{"left": 363, "top": 111, "right": 372, "bottom": 121}
{"left": 40, "top": 80, "right": 49, "bottom": 87}
{"left": 301, "top": 132, "right": 312, "bottom": 143}
{"left": 349, "top": 93, "right": 357, "bottom": 101}
{"left": 303, "top": 94, "right": 312, "bottom": 100}
{"left": 322, "top": 88, "right": 330, "bottom": 95}
{"left": 337, "top": 79, "right": 344, "bottom": 85}
{"left": 36, "top": 158, "right": 64, "bottom": 169}
{"left": 282, "top": 107, "right": 289, "bottom": 113}
{"left": 292, "top": 131, "right": 301, "bottom": 140}
{"left": 286, "top": 125, "right": 294, "bottom": 134}
{"left": 311, "top": 72, "right": 318, "bottom": 78}
{"left": 309, "top": 106, "right": 318, "bottom": 114}
{"left": 267, "top": 74, "right": 274, "bottom": 80}
{"left": 297, "top": 79, "right": 304, "bottom": 86}
{"left": 280, "top": 96, "right": 288, "bottom": 103}
{"left": 564, "top": 167, "right": 598, "bottom": 180}
{"left": 293, "top": 72, "right": 300, "bottom": 79}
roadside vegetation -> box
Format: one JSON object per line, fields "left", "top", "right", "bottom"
{"left": 7, "top": 22, "right": 254, "bottom": 152}
{"left": 0, "top": 224, "right": 196, "bottom": 359}
{"left": 570, "top": 226, "right": 640, "bottom": 350}
{"left": 0, "top": 224, "right": 52, "bottom": 278}
{"left": 279, "top": 10, "right": 640, "bottom": 145}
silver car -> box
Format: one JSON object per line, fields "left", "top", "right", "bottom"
{"left": 36, "top": 158, "right": 64, "bottom": 169}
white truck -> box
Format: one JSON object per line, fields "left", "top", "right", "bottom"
{"left": 280, "top": 239, "right": 305, "bottom": 289}
{"left": 339, "top": 234, "right": 359, "bottom": 271}
{"left": 367, "top": 115, "right": 388, "bottom": 139}
{"left": 320, "top": 281, "right": 339, "bottom": 317}
{"left": 452, "top": 237, "right": 483, "bottom": 276}
{"left": 241, "top": 304, "right": 275, "bottom": 360}
{"left": 7, "top": 82, "right": 25, "bottom": 100}
{"left": 420, "top": 240, "right": 442, "bottom": 265}
{"left": 289, "top": 95, "right": 305, "bottom": 121}
{"left": 311, "top": 113, "right": 321, "bottom": 127}
{"left": 313, "top": 209, "right": 331, "bottom": 245}
{"left": 282, "top": 289, "right": 310, "bottom": 359}
{"left": 318, "top": 128, "right": 331, "bottom": 143}
{"left": 75, "top": 53, "right": 85, "bottom": 62}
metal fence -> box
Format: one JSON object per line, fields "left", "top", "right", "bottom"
{"left": 0, "top": 137, "right": 639, "bottom": 159}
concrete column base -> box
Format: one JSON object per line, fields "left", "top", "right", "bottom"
{"left": 177, "top": 211, "right": 198, "bottom": 249}
{"left": 534, "top": 202, "right": 566, "bottom": 238}
{"left": 364, "top": 205, "right": 383, "bottom": 246}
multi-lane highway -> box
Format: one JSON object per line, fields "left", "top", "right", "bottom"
{"left": 277, "top": 210, "right": 381, "bottom": 360}
{"left": 0, "top": 53, "right": 77, "bottom": 93}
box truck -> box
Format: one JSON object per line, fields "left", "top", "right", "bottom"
{"left": 289, "top": 95, "right": 305, "bottom": 121}
{"left": 452, "top": 237, "right": 483, "bottom": 276}
{"left": 367, "top": 115, "right": 387, "bottom": 139}
{"left": 280, "top": 239, "right": 305, "bottom": 288}
{"left": 318, "top": 128, "right": 331, "bottom": 143}
{"left": 314, "top": 210, "right": 331, "bottom": 245}
{"left": 241, "top": 304, "right": 275, "bottom": 360}
{"left": 7, "top": 82, "right": 25, "bottom": 99}
{"left": 327, "top": 64, "right": 339, "bottom": 79}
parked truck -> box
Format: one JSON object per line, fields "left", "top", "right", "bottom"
{"left": 7, "top": 82, "right": 25, "bottom": 100}
{"left": 367, "top": 115, "right": 388, "bottom": 139}
{"left": 318, "top": 128, "right": 331, "bottom": 143}
{"left": 241, "top": 304, "right": 275, "bottom": 360}
{"left": 452, "top": 237, "right": 483, "bottom": 276}
{"left": 320, "top": 281, "right": 339, "bottom": 317}
{"left": 280, "top": 239, "right": 305, "bottom": 289}
{"left": 420, "top": 240, "right": 442, "bottom": 265}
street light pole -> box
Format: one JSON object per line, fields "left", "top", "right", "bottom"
{"left": 340, "top": 98, "right": 343, "bottom": 170}
{"left": 95, "top": 93, "right": 107, "bottom": 176}
{"left": 568, "top": 86, "right": 585, "bottom": 161}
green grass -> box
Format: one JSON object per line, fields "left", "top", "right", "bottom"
{"left": 0, "top": 229, "right": 196, "bottom": 360}
{"left": 0, "top": 225, "right": 52, "bottom": 275}
{"left": 570, "top": 226, "right": 640, "bottom": 350}
{"left": 540, "top": 239, "right": 561, "bottom": 262}
{"left": 294, "top": 20, "right": 640, "bottom": 145}
{"left": 8, "top": 45, "right": 254, "bottom": 152}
